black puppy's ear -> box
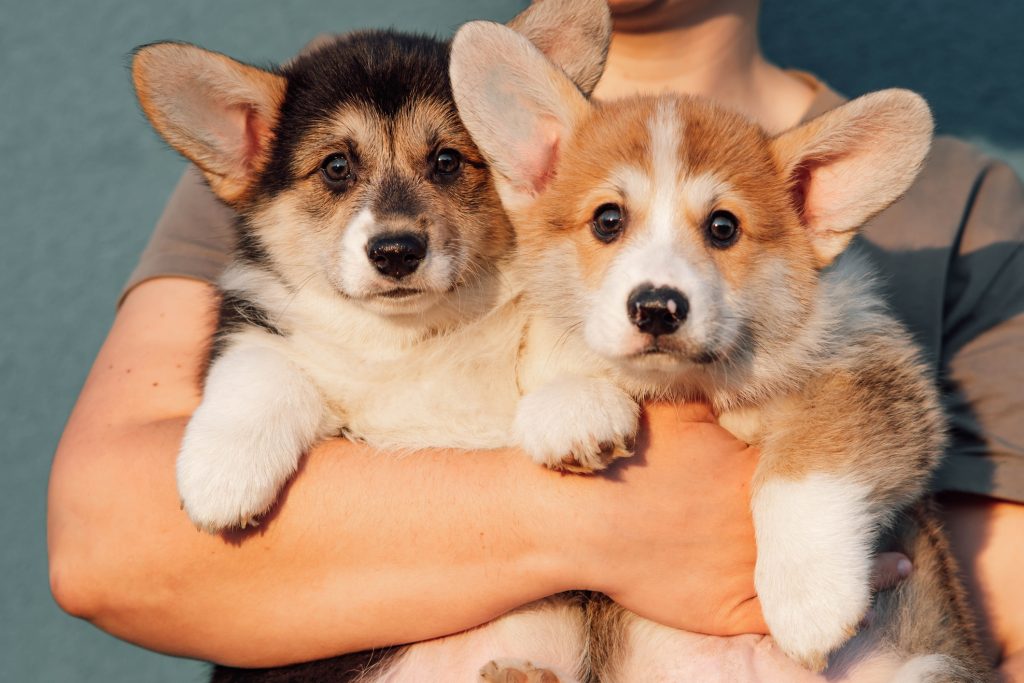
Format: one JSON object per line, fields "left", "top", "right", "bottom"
{"left": 507, "top": 0, "right": 612, "bottom": 96}
{"left": 132, "top": 42, "right": 286, "bottom": 205}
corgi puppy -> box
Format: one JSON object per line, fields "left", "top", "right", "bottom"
{"left": 450, "top": 20, "right": 993, "bottom": 683}
{"left": 134, "top": 3, "right": 618, "bottom": 682}
{"left": 131, "top": 0, "right": 610, "bottom": 535}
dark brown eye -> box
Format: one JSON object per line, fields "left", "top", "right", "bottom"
{"left": 433, "top": 148, "right": 462, "bottom": 177}
{"left": 320, "top": 153, "right": 352, "bottom": 185}
{"left": 707, "top": 210, "right": 740, "bottom": 248}
{"left": 592, "top": 203, "right": 625, "bottom": 243}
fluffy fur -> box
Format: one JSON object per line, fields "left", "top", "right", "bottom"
{"left": 449, "top": 20, "right": 993, "bottom": 683}
{"left": 134, "top": 2, "right": 613, "bottom": 681}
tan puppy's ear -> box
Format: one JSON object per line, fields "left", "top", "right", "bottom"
{"left": 451, "top": 21, "right": 591, "bottom": 212}
{"left": 132, "top": 42, "right": 286, "bottom": 205}
{"left": 506, "top": 0, "right": 612, "bottom": 96}
{"left": 771, "top": 89, "right": 933, "bottom": 266}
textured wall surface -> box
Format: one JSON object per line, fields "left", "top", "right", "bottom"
{"left": 1, "top": 1, "right": 1021, "bottom": 681}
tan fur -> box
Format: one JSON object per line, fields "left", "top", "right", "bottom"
{"left": 132, "top": 43, "right": 286, "bottom": 204}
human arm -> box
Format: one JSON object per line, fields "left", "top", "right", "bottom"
{"left": 938, "top": 158, "right": 1024, "bottom": 676}
{"left": 47, "top": 276, "right": 770, "bottom": 667}
{"left": 941, "top": 494, "right": 1024, "bottom": 680}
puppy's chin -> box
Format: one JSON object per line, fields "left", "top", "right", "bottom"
{"left": 351, "top": 288, "right": 445, "bottom": 317}
{"left": 611, "top": 335, "right": 724, "bottom": 374}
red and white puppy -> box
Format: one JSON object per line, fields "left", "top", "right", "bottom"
{"left": 451, "top": 20, "right": 992, "bottom": 683}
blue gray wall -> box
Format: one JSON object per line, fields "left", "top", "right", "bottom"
{"left": 1, "top": 1, "right": 1021, "bottom": 681}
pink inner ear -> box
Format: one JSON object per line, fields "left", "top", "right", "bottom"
{"left": 199, "top": 101, "right": 272, "bottom": 179}
{"left": 241, "top": 105, "right": 273, "bottom": 172}
{"left": 511, "top": 116, "right": 561, "bottom": 196}
{"left": 522, "top": 127, "right": 559, "bottom": 194}
{"left": 790, "top": 154, "right": 857, "bottom": 234}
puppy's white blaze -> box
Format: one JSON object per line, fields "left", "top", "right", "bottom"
{"left": 337, "top": 207, "right": 377, "bottom": 293}
{"left": 177, "top": 341, "right": 325, "bottom": 531}
{"left": 752, "top": 473, "right": 875, "bottom": 662}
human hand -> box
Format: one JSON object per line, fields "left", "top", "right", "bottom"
{"left": 561, "top": 402, "right": 911, "bottom": 637}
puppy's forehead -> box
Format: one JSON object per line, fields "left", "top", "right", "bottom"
{"left": 564, "top": 96, "right": 779, "bottom": 199}
{"left": 289, "top": 98, "right": 468, "bottom": 173}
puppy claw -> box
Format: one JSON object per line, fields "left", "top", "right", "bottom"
{"left": 552, "top": 437, "right": 634, "bottom": 473}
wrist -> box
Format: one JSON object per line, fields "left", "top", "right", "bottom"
{"left": 519, "top": 460, "right": 604, "bottom": 596}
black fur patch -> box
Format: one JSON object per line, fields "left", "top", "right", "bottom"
{"left": 209, "top": 292, "right": 282, "bottom": 362}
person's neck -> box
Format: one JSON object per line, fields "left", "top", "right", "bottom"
{"left": 592, "top": 3, "right": 815, "bottom": 133}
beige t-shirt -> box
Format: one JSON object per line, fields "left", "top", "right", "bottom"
{"left": 123, "top": 77, "right": 1024, "bottom": 503}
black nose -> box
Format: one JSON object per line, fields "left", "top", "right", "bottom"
{"left": 627, "top": 285, "right": 689, "bottom": 337}
{"left": 367, "top": 233, "right": 427, "bottom": 279}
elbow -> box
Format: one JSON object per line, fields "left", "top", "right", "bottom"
{"left": 49, "top": 548, "right": 99, "bottom": 621}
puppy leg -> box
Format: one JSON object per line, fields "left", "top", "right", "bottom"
{"left": 752, "top": 472, "right": 876, "bottom": 671}
{"left": 868, "top": 501, "right": 992, "bottom": 682}
{"left": 751, "top": 347, "right": 946, "bottom": 670}
{"left": 514, "top": 376, "right": 638, "bottom": 472}
{"left": 178, "top": 339, "right": 326, "bottom": 532}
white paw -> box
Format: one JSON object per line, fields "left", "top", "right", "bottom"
{"left": 514, "top": 377, "right": 639, "bottom": 472}
{"left": 176, "top": 342, "right": 325, "bottom": 533}
{"left": 753, "top": 474, "right": 876, "bottom": 671}
{"left": 177, "top": 406, "right": 301, "bottom": 533}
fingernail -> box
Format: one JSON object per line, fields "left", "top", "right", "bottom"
{"left": 897, "top": 558, "right": 913, "bottom": 578}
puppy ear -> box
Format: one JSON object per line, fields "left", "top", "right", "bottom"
{"left": 771, "top": 89, "right": 933, "bottom": 266}
{"left": 132, "top": 42, "right": 286, "bottom": 205}
{"left": 451, "top": 21, "right": 590, "bottom": 211}
{"left": 506, "top": 0, "right": 611, "bottom": 96}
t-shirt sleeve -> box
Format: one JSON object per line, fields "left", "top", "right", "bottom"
{"left": 118, "top": 165, "right": 235, "bottom": 306}
{"left": 934, "top": 160, "right": 1024, "bottom": 502}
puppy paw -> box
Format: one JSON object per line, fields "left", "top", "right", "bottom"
{"left": 515, "top": 377, "right": 639, "bottom": 473}
{"left": 753, "top": 474, "right": 875, "bottom": 671}
{"left": 177, "top": 407, "right": 302, "bottom": 533}
{"left": 480, "top": 659, "right": 562, "bottom": 683}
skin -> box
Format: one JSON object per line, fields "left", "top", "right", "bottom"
{"left": 48, "top": 0, "right": 1022, "bottom": 675}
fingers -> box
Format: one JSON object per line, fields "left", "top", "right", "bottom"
{"left": 871, "top": 551, "right": 913, "bottom": 592}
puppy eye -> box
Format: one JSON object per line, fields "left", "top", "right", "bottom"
{"left": 320, "top": 153, "right": 352, "bottom": 186}
{"left": 592, "top": 203, "right": 625, "bottom": 243}
{"left": 707, "top": 210, "right": 740, "bottom": 248}
{"left": 433, "top": 148, "right": 462, "bottom": 177}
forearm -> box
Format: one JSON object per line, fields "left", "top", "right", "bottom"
{"left": 47, "top": 279, "right": 576, "bottom": 666}
{"left": 49, "top": 420, "right": 576, "bottom": 667}
{"left": 48, "top": 279, "right": 772, "bottom": 667}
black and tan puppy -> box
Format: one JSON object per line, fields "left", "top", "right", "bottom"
{"left": 131, "top": 1, "right": 611, "bottom": 680}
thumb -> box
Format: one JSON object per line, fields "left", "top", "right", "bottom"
{"left": 871, "top": 551, "right": 913, "bottom": 592}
